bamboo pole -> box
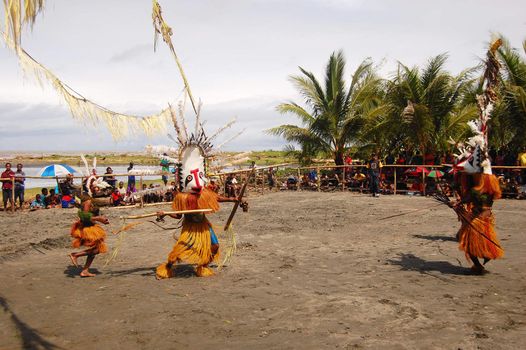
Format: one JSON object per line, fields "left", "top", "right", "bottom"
{"left": 297, "top": 168, "right": 301, "bottom": 191}
{"left": 121, "top": 208, "right": 213, "bottom": 220}
{"left": 394, "top": 168, "right": 397, "bottom": 195}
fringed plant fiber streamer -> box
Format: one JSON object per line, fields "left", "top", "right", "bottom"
{"left": 13, "top": 43, "right": 172, "bottom": 140}
{"left": 218, "top": 225, "right": 236, "bottom": 270}
{"left": 104, "top": 221, "right": 143, "bottom": 266}
{"left": 2, "top": 0, "right": 44, "bottom": 49}
{"left": 152, "top": 0, "right": 197, "bottom": 115}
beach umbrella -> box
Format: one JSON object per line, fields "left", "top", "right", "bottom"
{"left": 37, "top": 164, "right": 78, "bottom": 177}
{"left": 404, "top": 167, "right": 430, "bottom": 176}
{"left": 427, "top": 170, "right": 444, "bottom": 178}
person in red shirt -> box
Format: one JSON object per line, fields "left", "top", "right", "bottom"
{"left": 1, "top": 163, "right": 15, "bottom": 211}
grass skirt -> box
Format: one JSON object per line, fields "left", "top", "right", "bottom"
{"left": 156, "top": 220, "right": 220, "bottom": 278}
{"left": 458, "top": 214, "right": 503, "bottom": 261}
{"left": 70, "top": 221, "right": 108, "bottom": 253}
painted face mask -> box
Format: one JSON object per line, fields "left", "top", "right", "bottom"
{"left": 180, "top": 145, "right": 208, "bottom": 194}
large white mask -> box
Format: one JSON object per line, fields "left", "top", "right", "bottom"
{"left": 180, "top": 145, "right": 208, "bottom": 193}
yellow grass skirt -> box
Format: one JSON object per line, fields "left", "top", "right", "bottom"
{"left": 156, "top": 219, "right": 220, "bottom": 278}
{"left": 458, "top": 214, "right": 503, "bottom": 261}
{"left": 70, "top": 221, "right": 108, "bottom": 253}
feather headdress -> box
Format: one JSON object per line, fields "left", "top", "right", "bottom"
{"left": 455, "top": 39, "right": 502, "bottom": 175}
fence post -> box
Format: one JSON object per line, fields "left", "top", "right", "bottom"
{"left": 259, "top": 170, "right": 263, "bottom": 195}
{"left": 11, "top": 177, "right": 15, "bottom": 213}
{"left": 317, "top": 167, "right": 321, "bottom": 192}
{"left": 140, "top": 175, "right": 144, "bottom": 208}
{"left": 342, "top": 166, "right": 346, "bottom": 191}
{"left": 422, "top": 169, "right": 426, "bottom": 196}
{"left": 297, "top": 168, "right": 301, "bottom": 191}
{"left": 393, "top": 167, "right": 397, "bottom": 195}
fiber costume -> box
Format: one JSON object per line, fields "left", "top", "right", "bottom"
{"left": 68, "top": 197, "right": 110, "bottom": 277}
{"left": 451, "top": 39, "right": 504, "bottom": 274}
{"left": 156, "top": 189, "right": 221, "bottom": 278}
{"left": 153, "top": 123, "right": 239, "bottom": 279}
{"left": 70, "top": 210, "right": 108, "bottom": 254}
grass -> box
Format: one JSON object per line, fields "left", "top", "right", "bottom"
{"left": 6, "top": 151, "right": 298, "bottom": 167}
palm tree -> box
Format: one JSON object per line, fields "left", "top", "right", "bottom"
{"left": 495, "top": 38, "right": 526, "bottom": 151}
{"left": 364, "top": 54, "right": 477, "bottom": 159}
{"left": 268, "top": 51, "right": 383, "bottom": 165}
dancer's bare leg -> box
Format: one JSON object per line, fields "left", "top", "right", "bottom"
{"left": 68, "top": 253, "right": 79, "bottom": 267}
{"left": 78, "top": 247, "right": 99, "bottom": 277}
{"left": 469, "top": 255, "right": 486, "bottom": 274}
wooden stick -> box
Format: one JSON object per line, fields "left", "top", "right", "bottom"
{"left": 121, "top": 208, "right": 212, "bottom": 220}
{"left": 11, "top": 177, "right": 15, "bottom": 213}
{"left": 224, "top": 162, "right": 256, "bottom": 231}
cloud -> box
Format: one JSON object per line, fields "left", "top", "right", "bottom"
{"left": 108, "top": 44, "right": 152, "bottom": 63}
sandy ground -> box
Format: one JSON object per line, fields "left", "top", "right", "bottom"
{"left": 0, "top": 191, "right": 525, "bottom": 350}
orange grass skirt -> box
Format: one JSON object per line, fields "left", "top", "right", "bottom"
{"left": 458, "top": 214, "right": 503, "bottom": 261}
{"left": 70, "top": 221, "right": 108, "bottom": 253}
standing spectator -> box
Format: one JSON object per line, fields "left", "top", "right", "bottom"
{"left": 1, "top": 162, "right": 15, "bottom": 210}
{"left": 14, "top": 163, "right": 25, "bottom": 209}
{"left": 127, "top": 162, "right": 136, "bottom": 192}
{"left": 367, "top": 154, "right": 383, "bottom": 197}
{"left": 160, "top": 153, "right": 170, "bottom": 186}
{"left": 225, "top": 174, "right": 235, "bottom": 197}
{"left": 103, "top": 167, "right": 117, "bottom": 188}
{"left": 518, "top": 147, "right": 526, "bottom": 185}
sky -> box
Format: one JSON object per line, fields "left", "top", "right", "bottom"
{"left": 0, "top": 0, "right": 525, "bottom": 153}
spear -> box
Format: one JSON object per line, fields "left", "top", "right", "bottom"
{"left": 120, "top": 208, "right": 212, "bottom": 220}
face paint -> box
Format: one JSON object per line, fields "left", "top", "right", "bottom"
{"left": 179, "top": 145, "right": 208, "bottom": 193}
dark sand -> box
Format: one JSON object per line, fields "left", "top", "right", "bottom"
{"left": 1, "top": 192, "right": 525, "bottom": 349}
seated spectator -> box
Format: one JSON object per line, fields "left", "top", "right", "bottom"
{"left": 286, "top": 174, "right": 298, "bottom": 190}
{"left": 30, "top": 194, "right": 44, "bottom": 210}
{"left": 410, "top": 180, "right": 424, "bottom": 194}
{"left": 91, "top": 186, "right": 106, "bottom": 198}
{"left": 59, "top": 173, "right": 80, "bottom": 197}
{"left": 207, "top": 180, "right": 219, "bottom": 193}
{"left": 47, "top": 189, "right": 60, "bottom": 207}
{"left": 111, "top": 188, "right": 124, "bottom": 206}
{"left": 103, "top": 167, "right": 117, "bottom": 188}
{"left": 117, "top": 181, "right": 127, "bottom": 196}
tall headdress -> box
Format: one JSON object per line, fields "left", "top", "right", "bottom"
{"left": 146, "top": 102, "right": 242, "bottom": 193}
{"left": 455, "top": 39, "right": 502, "bottom": 175}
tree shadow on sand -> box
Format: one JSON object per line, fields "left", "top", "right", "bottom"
{"left": 413, "top": 234, "right": 457, "bottom": 242}
{"left": 388, "top": 253, "right": 469, "bottom": 279}
{"left": 0, "top": 295, "right": 63, "bottom": 350}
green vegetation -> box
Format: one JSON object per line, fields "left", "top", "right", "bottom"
{"left": 270, "top": 36, "right": 526, "bottom": 165}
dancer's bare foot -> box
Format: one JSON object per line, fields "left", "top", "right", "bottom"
{"left": 80, "top": 270, "right": 96, "bottom": 277}
{"left": 69, "top": 254, "right": 79, "bottom": 267}
{"left": 470, "top": 265, "right": 487, "bottom": 275}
